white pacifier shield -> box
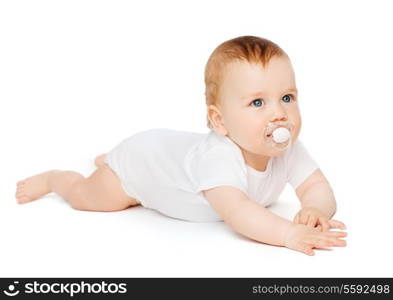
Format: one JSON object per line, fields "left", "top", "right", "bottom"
{"left": 272, "top": 127, "right": 291, "bottom": 143}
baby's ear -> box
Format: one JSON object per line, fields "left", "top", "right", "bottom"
{"left": 207, "top": 105, "right": 227, "bottom": 136}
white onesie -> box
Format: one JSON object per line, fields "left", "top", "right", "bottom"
{"left": 104, "top": 128, "right": 319, "bottom": 222}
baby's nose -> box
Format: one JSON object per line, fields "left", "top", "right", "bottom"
{"left": 270, "top": 103, "right": 288, "bottom": 122}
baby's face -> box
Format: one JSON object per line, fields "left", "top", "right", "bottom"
{"left": 215, "top": 56, "right": 301, "bottom": 157}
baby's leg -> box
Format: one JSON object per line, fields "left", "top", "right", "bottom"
{"left": 15, "top": 165, "right": 139, "bottom": 211}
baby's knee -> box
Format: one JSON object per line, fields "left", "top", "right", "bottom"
{"left": 68, "top": 180, "right": 91, "bottom": 211}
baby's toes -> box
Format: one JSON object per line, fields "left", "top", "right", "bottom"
{"left": 17, "top": 179, "right": 27, "bottom": 186}
{"left": 15, "top": 189, "right": 27, "bottom": 203}
{"left": 17, "top": 195, "right": 32, "bottom": 204}
{"left": 15, "top": 184, "right": 23, "bottom": 196}
{"left": 15, "top": 185, "right": 29, "bottom": 203}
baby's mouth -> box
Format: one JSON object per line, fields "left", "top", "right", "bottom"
{"left": 264, "top": 133, "right": 274, "bottom": 143}
{"left": 263, "top": 121, "right": 295, "bottom": 148}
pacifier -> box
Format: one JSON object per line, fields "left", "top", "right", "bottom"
{"left": 263, "top": 120, "right": 294, "bottom": 151}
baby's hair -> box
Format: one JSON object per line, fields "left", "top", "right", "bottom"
{"left": 204, "top": 35, "right": 288, "bottom": 129}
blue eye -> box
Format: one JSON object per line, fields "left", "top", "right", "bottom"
{"left": 282, "top": 94, "right": 294, "bottom": 103}
{"left": 250, "top": 98, "right": 264, "bottom": 107}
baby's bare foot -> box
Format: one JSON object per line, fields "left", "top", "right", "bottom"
{"left": 94, "top": 153, "right": 107, "bottom": 168}
{"left": 15, "top": 170, "right": 56, "bottom": 204}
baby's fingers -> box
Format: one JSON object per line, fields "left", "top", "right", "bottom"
{"left": 328, "top": 219, "right": 347, "bottom": 230}
{"left": 294, "top": 213, "right": 308, "bottom": 225}
{"left": 297, "top": 243, "right": 315, "bottom": 256}
{"left": 300, "top": 213, "right": 310, "bottom": 225}
{"left": 317, "top": 217, "right": 330, "bottom": 232}
{"left": 315, "top": 225, "right": 322, "bottom": 232}
{"left": 319, "top": 235, "right": 347, "bottom": 247}
{"left": 325, "top": 231, "right": 347, "bottom": 239}
{"left": 307, "top": 235, "right": 346, "bottom": 249}
{"left": 331, "top": 238, "right": 347, "bottom": 247}
{"left": 320, "top": 231, "right": 347, "bottom": 247}
{"left": 306, "top": 236, "right": 335, "bottom": 249}
{"left": 306, "top": 215, "right": 317, "bottom": 228}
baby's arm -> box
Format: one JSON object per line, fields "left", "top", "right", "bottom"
{"left": 294, "top": 169, "right": 346, "bottom": 231}
{"left": 203, "top": 186, "right": 347, "bottom": 255}
{"left": 204, "top": 186, "right": 292, "bottom": 246}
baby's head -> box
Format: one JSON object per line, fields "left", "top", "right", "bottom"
{"left": 204, "top": 36, "right": 301, "bottom": 157}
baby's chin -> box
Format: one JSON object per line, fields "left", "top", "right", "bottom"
{"left": 259, "top": 142, "right": 293, "bottom": 157}
{"left": 248, "top": 147, "right": 286, "bottom": 158}
{"left": 239, "top": 135, "right": 294, "bottom": 157}
{"left": 265, "top": 134, "right": 298, "bottom": 154}
{"left": 260, "top": 149, "right": 287, "bottom": 157}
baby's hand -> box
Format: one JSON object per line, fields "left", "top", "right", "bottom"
{"left": 284, "top": 223, "right": 347, "bottom": 256}
{"left": 293, "top": 207, "right": 346, "bottom": 232}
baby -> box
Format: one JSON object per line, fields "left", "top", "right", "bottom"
{"left": 15, "top": 35, "right": 347, "bottom": 256}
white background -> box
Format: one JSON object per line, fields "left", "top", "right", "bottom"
{"left": 1, "top": 0, "right": 392, "bottom": 277}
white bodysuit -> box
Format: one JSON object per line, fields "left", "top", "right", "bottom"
{"left": 104, "top": 128, "right": 319, "bottom": 222}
